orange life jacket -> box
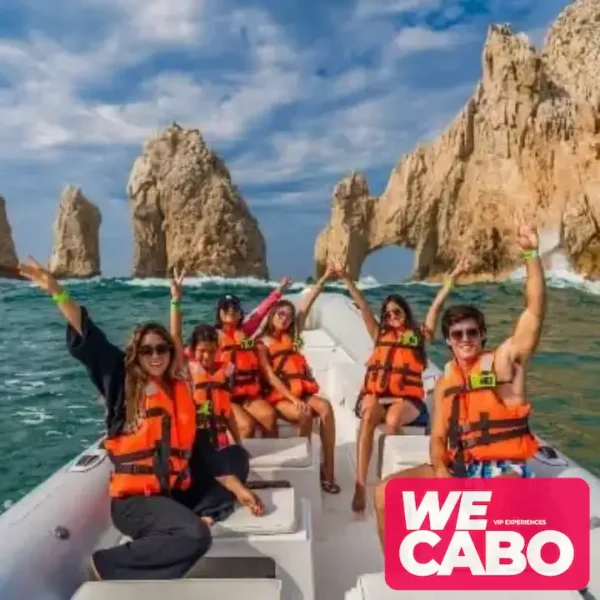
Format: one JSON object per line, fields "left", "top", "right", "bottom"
{"left": 361, "top": 328, "right": 426, "bottom": 402}
{"left": 262, "top": 333, "right": 319, "bottom": 403}
{"left": 439, "top": 352, "right": 539, "bottom": 473}
{"left": 217, "top": 328, "right": 261, "bottom": 402}
{"left": 189, "top": 362, "right": 233, "bottom": 449}
{"left": 103, "top": 380, "right": 196, "bottom": 499}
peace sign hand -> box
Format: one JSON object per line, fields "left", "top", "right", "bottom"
{"left": 515, "top": 212, "right": 539, "bottom": 251}
{"left": 448, "top": 256, "right": 470, "bottom": 280}
{"left": 170, "top": 265, "right": 186, "bottom": 301}
{"left": 18, "top": 256, "right": 61, "bottom": 295}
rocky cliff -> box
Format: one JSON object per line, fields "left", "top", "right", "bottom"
{"left": 49, "top": 186, "right": 102, "bottom": 278}
{"left": 127, "top": 124, "right": 269, "bottom": 279}
{"left": 0, "top": 196, "right": 18, "bottom": 278}
{"left": 316, "top": 0, "right": 600, "bottom": 281}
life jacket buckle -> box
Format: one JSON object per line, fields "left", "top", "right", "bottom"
{"left": 293, "top": 337, "right": 304, "bottom": 351}
{"left": 240, "top": 338, "right": 254, "bottom": 350}
{"left": 401, "top": 332, "right": 420, "bottom": 347}
{"left": 468, "top": 372, "right": 497, "bottom": 390}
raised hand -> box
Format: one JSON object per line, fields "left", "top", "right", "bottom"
{"left": 516, "top": 224, "right": 539, "bottom": 251}
{"left": 448, "top": 256, "right": 470, "bottom": 279}
{"left": 169, "top": 265, "right": 186, "bottom": 301}
{"left": 323, "top": 263, "right": 338, "bottom": 279}
{"left": 515, "top": 213, "right": 539, "bottom": 251}
{"left": 329, "top": 259, "right": 348, "bottom": 280}
{"left": 277, "top": 276, "right": 292, "bottom": 294}
{"left": 18, "top": 257, "right": 61, "bottom": 295}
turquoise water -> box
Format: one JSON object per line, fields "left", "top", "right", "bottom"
{"left": 0, "top": 277, "right": 599, "bottom": 512}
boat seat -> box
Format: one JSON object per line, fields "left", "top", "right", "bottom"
{"left": 277, "top": 417, "right": 318, "bottom": 438}
{"left": 206, "top": 495, "right": 315, "bottom": 600}
{"left": 347, "top": 573, "right": 583, "bottom": 599}
{"left": 117, "top": 488, "right": 296, "bottom": 544}
{"left": 212, "top": 487, "right": 296, "bottom": 537}
{"left": 245, "top": 438, "right": 312, "bottom": 468}
{"left": 72, "top": 578, "right": 282, "bottom": 600}
{"left": 246, "top": 434, "right": 322, "bottom": 516}
{"left": 115, "top": 489, "right": 315, "bottom": 600}
{"left": 379, "top": 435, "right": 430, "bottom": 480}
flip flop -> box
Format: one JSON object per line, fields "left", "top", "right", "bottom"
{"left": 320, "top": 479, "right": 341, "bottom": 494}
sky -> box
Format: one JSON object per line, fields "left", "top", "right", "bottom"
{"left": 0, "top": 0, "right": 571, "bottom": 282}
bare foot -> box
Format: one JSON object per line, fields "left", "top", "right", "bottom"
{"left": 352, "top": 483, "right": 366, "bottom": 513}
{"left": 200, "top": 516, "right": 214, "bottom": 527}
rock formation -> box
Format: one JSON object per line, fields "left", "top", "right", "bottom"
{"left": 127, "top": 124, "right": 269, "bottom": 279}
{"left": 0, "top": 196, "right": 18, "bottom": 278}
{"left": 316, "top": 0, "right": 600, "bottom": 281}
{"left": 49, "top": 186, "right": 102, "bottom": 278}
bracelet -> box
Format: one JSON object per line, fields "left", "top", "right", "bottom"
{"left": 51, "top": 290, "right": 70, "bottom": 304}
{"left": 442, "top": 278, "right": 454, "bottom": 292}
{"left": 171, "top": 299, "right": 181, "bottom": 310}
{"left": 523, "top": 249, "right": 539, "bottom": 261}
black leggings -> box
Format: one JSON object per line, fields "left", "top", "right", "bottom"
{"left": 92, "top": 444, "right": 250, "bottom": 580}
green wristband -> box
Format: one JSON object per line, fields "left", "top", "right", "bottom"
{"left": 171, "top": 299, "right": 181, "bottom": 311}
{"left": 52, "top": 290, "right": 70, "bottom": 304}
{"left": 523, "top": 249, "right": 539, "bottom": 261}
{"left": 443, "top": 278, "right": 454, "bottom": 292}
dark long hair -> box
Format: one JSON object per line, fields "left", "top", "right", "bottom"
{"left": 214, "top": 295, "right": 245, "bottom": 330}
{"left": 263, "top": 300, "right": 296, "bottom": 339}
{"left": 378, "top": 294, "right": 426, "bottom": 363}
{"left": 378, "top": 294, "right": 419, "bottom": 334}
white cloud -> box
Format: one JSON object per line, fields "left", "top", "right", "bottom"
{"left": 392, "top": 25, "right": 474, "bottom": 56}
{"left": 230, "top": 83, "right": 473, "bottom": 189}
{"left": 114, "top": 0, "right": 202, "bottom": 43}
{"left": 355, "top": 0, "right": 442, "bottom": 19}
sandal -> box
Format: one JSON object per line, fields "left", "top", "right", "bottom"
{"left": 320, "top": 467, "right": 340, "bottom": 494}
{"left": 321, "top": 479, "right": 341, "bottom": 494}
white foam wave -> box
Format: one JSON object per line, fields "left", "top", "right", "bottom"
{"left": 510, "top": 249, "right": 600, "bottom": 295}
{"left": 123, "top": 274, "right": 383, "bottom": 291}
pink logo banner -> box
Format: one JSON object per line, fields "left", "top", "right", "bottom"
{"left": 384, "top": 478, "right": 589, "bottom": 590}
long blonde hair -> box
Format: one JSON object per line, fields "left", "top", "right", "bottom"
{"left": 123, "top": 322, "right": 180, "bottom": 427}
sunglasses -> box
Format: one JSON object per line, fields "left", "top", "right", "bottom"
{"left": 385, "top": 308, "right": 404, "bottom": 319}
{"left": 449, "top": 327, "right": 481, "bottom": 342}
{"left": 139, "top": 343, "right": 171, "bottom": 357}
{"left": 276, "top": 310, "right": 293, "bottom": 319}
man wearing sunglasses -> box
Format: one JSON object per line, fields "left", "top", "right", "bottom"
{"left": 374, "top": 221, "right": 546, "bottom": 550}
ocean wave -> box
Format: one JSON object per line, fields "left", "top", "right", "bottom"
{"left": 1, "top": 273, "right": 383, "bottom": 292}
{"left": 122, "top": 274, "right": 383, "bottom": 291}
{"left": 510, "top": 249, "right": 600, "bottom": 295}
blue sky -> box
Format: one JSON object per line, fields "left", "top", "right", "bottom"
{"left": 0, "top": 0, "right": 570, "bottom": 282}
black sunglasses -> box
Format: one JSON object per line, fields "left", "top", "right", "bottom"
{"left": 449, "top": 327, "right": 481, "bottom": 341}
{"left": 138, "top": 343, "right": 171, "bottom": 357}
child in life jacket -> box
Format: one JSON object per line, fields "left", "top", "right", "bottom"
{"left": 169, "top": 269, "right": 264, "bottom": 519}
{"left": 256, "top": 266, "right": 340, "bottom": 494}
{"left": 174, "top": 274, "right": 292, "bottom": 439}
{"left": 333, "top": 258, "right": 469, "bottom": 513}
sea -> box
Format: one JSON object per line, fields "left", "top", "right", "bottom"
{"left": 0, "top": 260, "right": 599, "bottom": 514}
